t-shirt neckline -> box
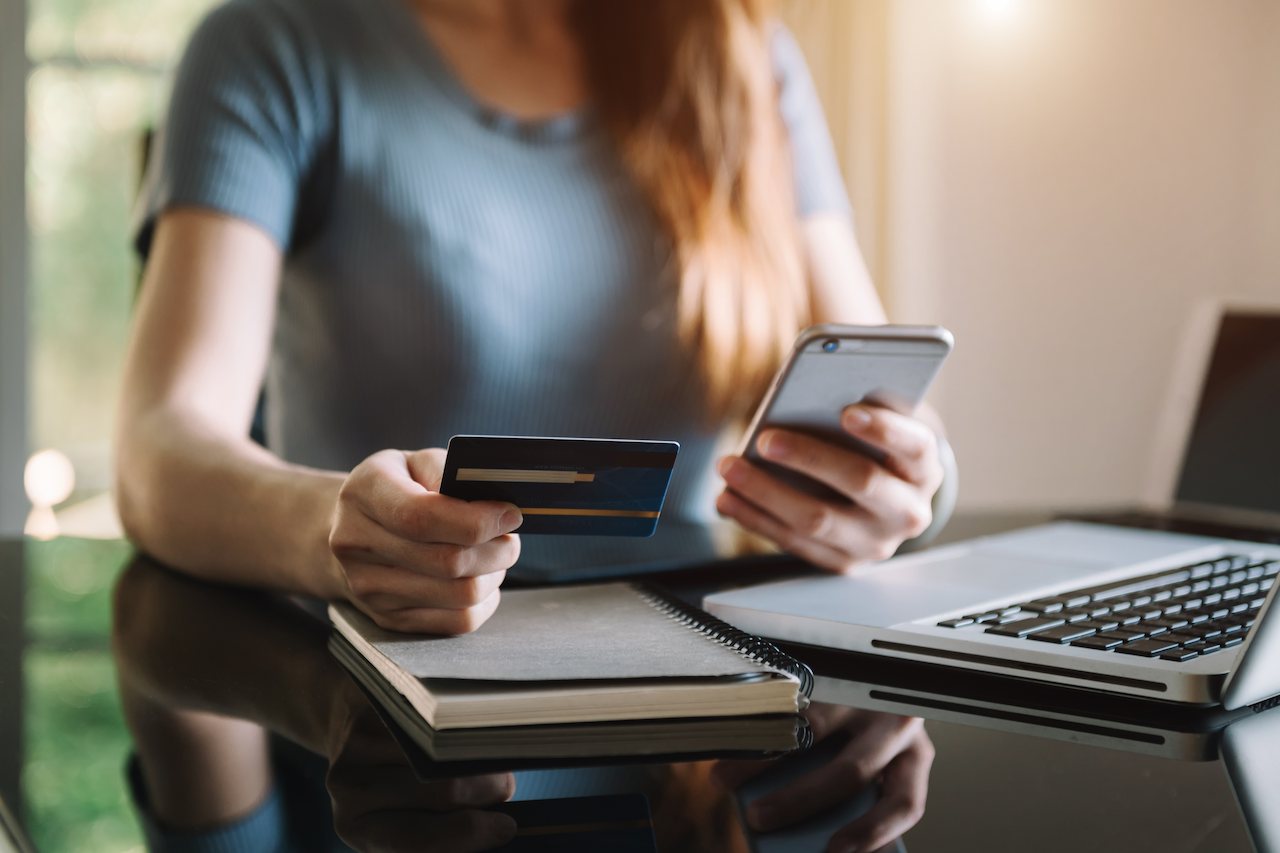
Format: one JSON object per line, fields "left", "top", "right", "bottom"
{"left": 376, "top": 0, "right": 593, "bottom": 144}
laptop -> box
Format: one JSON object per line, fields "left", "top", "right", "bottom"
{"left": 704, "top": 302, "right": 1280, "bottom": 709}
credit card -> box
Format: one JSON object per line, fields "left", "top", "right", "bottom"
{"left": 440, "top": 436, "right": 679, "bottom": 536}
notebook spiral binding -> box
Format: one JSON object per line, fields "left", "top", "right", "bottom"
{"left": 639, "top": 584, "right": 815, "bottom": 699}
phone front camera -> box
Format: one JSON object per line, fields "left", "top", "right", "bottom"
{"left": 822, "top": 339, "right": 840, "bottom": 353}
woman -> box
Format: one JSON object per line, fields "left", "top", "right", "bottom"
{"left": 117, "top": 0, "right": 942, "bottom": 848}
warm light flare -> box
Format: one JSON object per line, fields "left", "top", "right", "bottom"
{"left": 24, "top": 448, "right": 76, "bottom": 508}
{"left": 976, "top": 0, "right": 1022, "bottom": 26}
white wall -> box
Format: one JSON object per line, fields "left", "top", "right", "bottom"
{"left": 881, "top": 0, "right": 1280, "bottom": 511}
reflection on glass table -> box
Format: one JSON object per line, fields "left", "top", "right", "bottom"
{"left": 805, "top": 647, "right": 1276, "bottom": 852}
{"left": 110, "top": 554, "right": 931, "bottom": 852}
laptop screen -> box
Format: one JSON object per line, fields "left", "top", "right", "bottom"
{"left": 1174, "top": 311, "right": 1280, "bottom": 514}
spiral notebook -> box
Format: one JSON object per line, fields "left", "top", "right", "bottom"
{"left": 328, "top": 583, "right": 813, "bottom": 731}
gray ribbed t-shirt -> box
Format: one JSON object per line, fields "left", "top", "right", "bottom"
{"left": 136, "top": 0, "right": 851, "bottom": 522}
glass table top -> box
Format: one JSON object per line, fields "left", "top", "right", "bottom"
{"left": 0, "top": 518, "right": 1273, "bottom": 852}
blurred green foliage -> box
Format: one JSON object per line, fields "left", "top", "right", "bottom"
{"left": 24, "top": 650, "right": 139, "bottom": 853}
{"left": 24, "top": 539, "right": 139, "bottom": 852}
{"left": 25, "top": 537, "right": 132, "bottom": 640}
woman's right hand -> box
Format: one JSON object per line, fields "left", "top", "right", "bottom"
{"left": 328, "top": 448, "right": 522, "bottom": 635}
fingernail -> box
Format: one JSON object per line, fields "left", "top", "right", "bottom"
{"left": 759, "top": 431, "right": 789, "bottom": 460}
{"left": 748, "top": 802, "right": 775, "bottom": 830}
{"left": 500, "top": 508, "right": 522, "bottom": 532}
{"left": 717, "top": 455, "right": 734, "bottom": 477}
{"left": 844, "top": 407, "right": 872, "bottom": 429}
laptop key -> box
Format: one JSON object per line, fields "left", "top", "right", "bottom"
{"left": 1116, "top": 639, "right": 1179, "bottom": 657}
{"left": 1062, "top": 610, "right": 1092, "bottom": 623}
{"left": 1184, "top": 639, "right": 1222, "bottom": 655}
{"left": 938, "top": 618, "right": 976, "bottom": 628}
{"left": 1148, "top": 616, "right": 1190, "bottom": 631}
{"left": 986, "top": 617, "right": 1066, "bottom": 637}
{"left": 1159, "top": 649, "right": 1199, "bottom": 662}
{"left": 1022, "top": 599, "right": 1066, "bottom": 614}
{"left": 1072, "top": 635, "right": 1126, "bottom": 650}
{"left": 1077, "top": 618, "right": 1121, "bottom": 632}
{"left": 1190, "top": 562, "right": 1218, "bottom": 579}
{"left": 1222, "top": 635, "right": 1245, "bottom": 648}
{"left": 1165, "top": 630, "right": 1205, "bottom": 645}
{"left": 1096, "top": 630, "right": 1146, "bottom": 643}
{"left": 1029, "top": 625, "right": 1098, "bottom": 644}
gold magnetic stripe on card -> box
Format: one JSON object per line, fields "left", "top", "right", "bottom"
{"left": 518, "top": 507, "right": 660, "bottom": 518}
{"left": 457, "top": 468, "right": 595, "bottom": 484}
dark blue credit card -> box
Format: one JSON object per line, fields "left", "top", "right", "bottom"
{"left": 439, "top": 436, "right": 680, "bottom": 536}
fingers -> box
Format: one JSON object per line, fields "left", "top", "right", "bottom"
{"left": 346, "top": 563, "right": 507, "bottom": 611}
{"left": 356, "top": 587, "right": 503, "bottom": 635}
{"left": 715, "top": 489, "right": 866, "bottom": 573}
{"left": 745, "top": 716, "right": 925, "bottom": 833}
{"left": 332, "top": 448, "right": 527, "bottom": 634}
{"left": 840, "top": 406, "right": 943, "bottom": 491}
{"left": 344, "top": 450, "right": 522, "bottom": 547}
{"left": 752, "top": 432, "right": 931, "bottom": 538}
{"left": 332, "top": 506, "right": 521, "bottom": 579}
{"left": 826, "top": 731, "right": 935, "bottom": 853}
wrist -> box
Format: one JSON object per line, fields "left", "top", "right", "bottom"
{"left": 302, "top": 469, "right": 349, "bottom": 600}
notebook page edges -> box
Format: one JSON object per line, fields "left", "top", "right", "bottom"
{"left": 328, "top": 583, "right": 794, "bottom": 683}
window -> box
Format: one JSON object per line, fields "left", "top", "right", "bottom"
{"left": 18, "top": 0, "right": 218, "bottom": 848}
{"left": 26, "top": 0, "right": 219, "bottom": 529}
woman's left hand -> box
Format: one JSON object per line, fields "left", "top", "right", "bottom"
{"left": 716, "top": 403, "right": 943, "bottom": 572}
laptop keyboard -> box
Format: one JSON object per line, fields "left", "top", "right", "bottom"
{"left": 938, "top": 554, "right": 1278, "bottom": 662}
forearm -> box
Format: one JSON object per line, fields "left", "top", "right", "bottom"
{"left": 113, "top": 559, "right": 348, "bottom": 756}
{"left": 116, "top": 406, "right": 346, "bottom": 599}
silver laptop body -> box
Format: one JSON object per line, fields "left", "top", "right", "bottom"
{"left": 706, "top": 306, "right": 1280, "bottom": 709}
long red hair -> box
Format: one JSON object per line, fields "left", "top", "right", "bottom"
{"left": 571, "top": 0, "right": 810, "bottom": 419}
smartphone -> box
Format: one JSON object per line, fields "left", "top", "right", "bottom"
{"left": 739, "top": 324, "right": 953, "bottom": 500}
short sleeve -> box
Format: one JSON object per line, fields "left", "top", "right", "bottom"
{"left": 134, "top": 0, "right": 331, "bottom": 256}
{"left": 771, "top": 24, "right": 853, "bottom": 220}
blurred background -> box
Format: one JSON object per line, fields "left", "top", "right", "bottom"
{"left": 0, "top": 0, "right": 1277, "bottom": 849}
